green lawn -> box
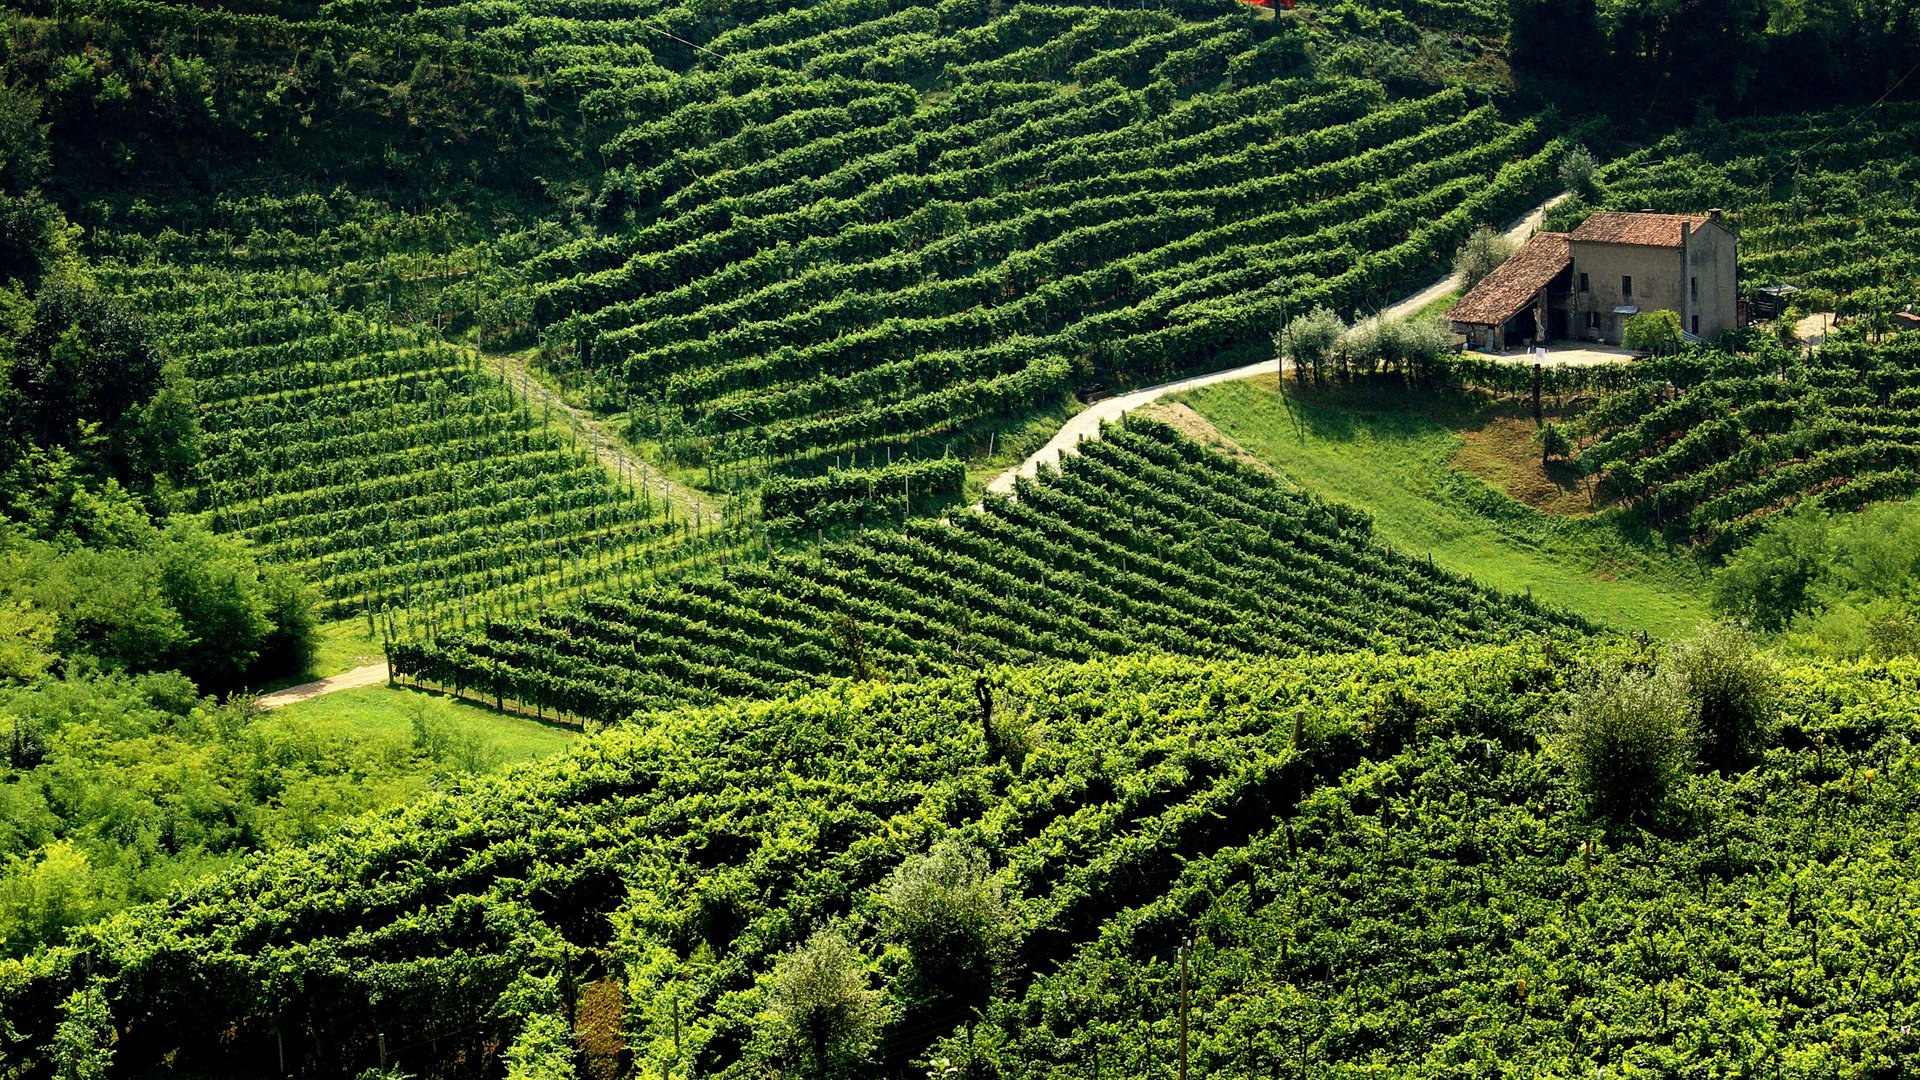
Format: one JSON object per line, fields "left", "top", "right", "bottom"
{"left": 271, "top": 683, "right": 578, "bottom": 766}
{"left": 1175, "top": 377, "right": 1713, "bottom": 637}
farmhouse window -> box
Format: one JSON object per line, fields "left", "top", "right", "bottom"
{"left": 1690, "top": 276, "right": 1698, "bottom": 301}
{"left": 1622, "top": 275, "right": 1633, "bottom": 298}
{"left": 1579, "top": 272, "right": 1589, "bottom": 292}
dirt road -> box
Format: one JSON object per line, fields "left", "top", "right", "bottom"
{"left": 984, "top": 194, "right": 1572, "bottom": 498}
{"left": 255, "top": 662, "right": 389, "bottom": 710}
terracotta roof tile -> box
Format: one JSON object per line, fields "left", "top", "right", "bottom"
{"left": 1567, "top": 211, "right": 1711, "bottom": 248}
{"left": 1446, "top": 233, "right": 1570, "bottom": 326}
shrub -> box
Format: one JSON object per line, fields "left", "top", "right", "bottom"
{"left": 1624, "top": 310, "right": 1683, "bottom": 355}
{"left": 1667, "top": 622, "right": 1777, "bottom": 771}
{"left": 1551, "top": 663, "right": 1695, "bottom": 823}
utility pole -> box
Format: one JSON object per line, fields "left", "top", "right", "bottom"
{"left": 1178, "top": 938, "right": 1191, "bottom": 1080}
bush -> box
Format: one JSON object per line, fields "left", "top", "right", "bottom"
{"left": 1624, "top": 310, "right": 1683, "bottom": 355}
{"left": 1667, "top": 622, "right": 1776, "bottom": 771}
{"left": 1551, "top": 663, "right": 1695, "bottom": 823}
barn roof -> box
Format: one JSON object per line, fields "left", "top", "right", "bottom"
{"left": 1446, "top": 232, "right": 1570, "bottom": 327}
{"left": 1567, "top": 211, "right": 1712, "bottom": 248}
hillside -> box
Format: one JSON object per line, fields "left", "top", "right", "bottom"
{"left": 389, "top": 417, "right": 1584, "bottom": 722}
{"left": 6, "top": 0, "right": 1920, "bottom": 1077}
{"left": 6, "top": 644, "right": 1918, "bottom": 1077}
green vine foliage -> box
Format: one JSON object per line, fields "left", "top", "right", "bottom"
{"left": 7, "top": 643, "right": 1919, "bottom": 1078}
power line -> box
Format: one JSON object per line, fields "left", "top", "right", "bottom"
{"left": 633, "top": 19, "right": 734, "bottom": 65}
{"left": 1761, "top": 53, "right": 1920, "bottom": 192}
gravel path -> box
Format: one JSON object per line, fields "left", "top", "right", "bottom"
{"left": 255, "top": 662, "right": 390, "bottom": 710}
{"left": 984, "top": 195, "right": 1570, "bottom": 498}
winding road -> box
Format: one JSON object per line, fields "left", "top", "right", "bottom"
{"left": 983, "top": 194, "right": 1570, "bottom": 498}
{"left": 265, "top": 195, "right": 1571, "bottom": 708}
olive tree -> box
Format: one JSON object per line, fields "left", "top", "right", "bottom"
{"left": 1453, "top": 225, "right": 1515, "bottom": 291}
{"left": 1552, "top": 663, "right": 1695, "bottom": 824}
{"left": 880, "top": 839, "right": 1011, "bottom": 1015}
{"left": 1668, "top": 622, "right": 1777, "bottom": 771}
{"left": 763, "top": 929, "right": 887, "bottom": 1078}
{"left": 1275, "top": 305, "right": 1346, "bottom": 385}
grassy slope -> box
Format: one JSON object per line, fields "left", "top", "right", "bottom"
{"left": 270, "top": 683, "right": 577, "bottom": 765}
{"left": 1178, "top": 376, "right": 1711, "bottom": 636}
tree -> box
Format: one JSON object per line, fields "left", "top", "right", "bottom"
{"left": 156, "top": 523, "right": 276, "bottom": 691}
{"left": 51, "top": 982, "right": 115, "bottom": 1080}
{"left": 881, "top": 840, "right": 1011, "bottom": 1014}
{"left": 1668, "top": 622, "right": 1777, "bottom": 771}
{"left": 8, "top": 279, "right": 165, "bottom": 484}
{"left": 1711, "top": 504, "right": 1829, "bottom": 632}
{"left": 0, "top": 81, "right": 49, "bottom": 192}
{"left": 1401, "top": 318, "right": 1458, "bottom": 382}
{"left": 0, "top": 597, "right": 57, "bottom": 683}
{"left": 763, "top": 929, "right": 887, "bottom": 1079}
{"left": 1624, "top": 310, "right": 1683, "bottom": 356}
{"left": 1557, "top": 145, "right": 1598, "bottom": 199}
{"left": 1276, "top": 306, "right": 1345, "bottom": 385}
{"left": 1453, "top": 226, "right": 1514, "bottom": 291}
{"left": 1551, "top": 663, "right": 1695, "bottom": 824}
{"left": 1509, "top": 0, "right": 1601, "bottom": 83}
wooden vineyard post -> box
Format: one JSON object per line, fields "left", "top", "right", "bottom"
{"left": 1177, "top": 939, "right": 1190, "bottom": 1080}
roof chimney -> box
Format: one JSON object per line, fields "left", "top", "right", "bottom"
{"left": 1709, "top": 208, "right": 1724, "bottom": 224}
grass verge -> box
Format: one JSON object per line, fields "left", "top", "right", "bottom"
{"left": 269, "top": 682, "right": 578, "bottom": 765}
{"left": 1176, "top": 375, "right": 1712, "bottom": 637}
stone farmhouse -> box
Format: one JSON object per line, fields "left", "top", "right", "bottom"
{"left": 1448, "top": 211, "right": 1738, "bottom": 351}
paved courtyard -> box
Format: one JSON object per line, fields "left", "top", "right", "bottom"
{"left": 1464, "top": 342, "right": 1642, "bottom": 368}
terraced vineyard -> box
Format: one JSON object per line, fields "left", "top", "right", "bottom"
{"left": 1592, "top": 102, "right": 1920, "bottom": 308}
{"left": 515, "top": 1, "right": 1562, "bottom": 477}
{"left": 119, "top": 274, "right": 728, "bottom": 625}
{"left": 1, "top": 646, "right": 1575, "bottom": 1077}
{"left": 392, "top": 419, "right": 1583, "bottom": 720}
{"left": 1580, "top": 334, "right": 1920, "bottom": 553}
